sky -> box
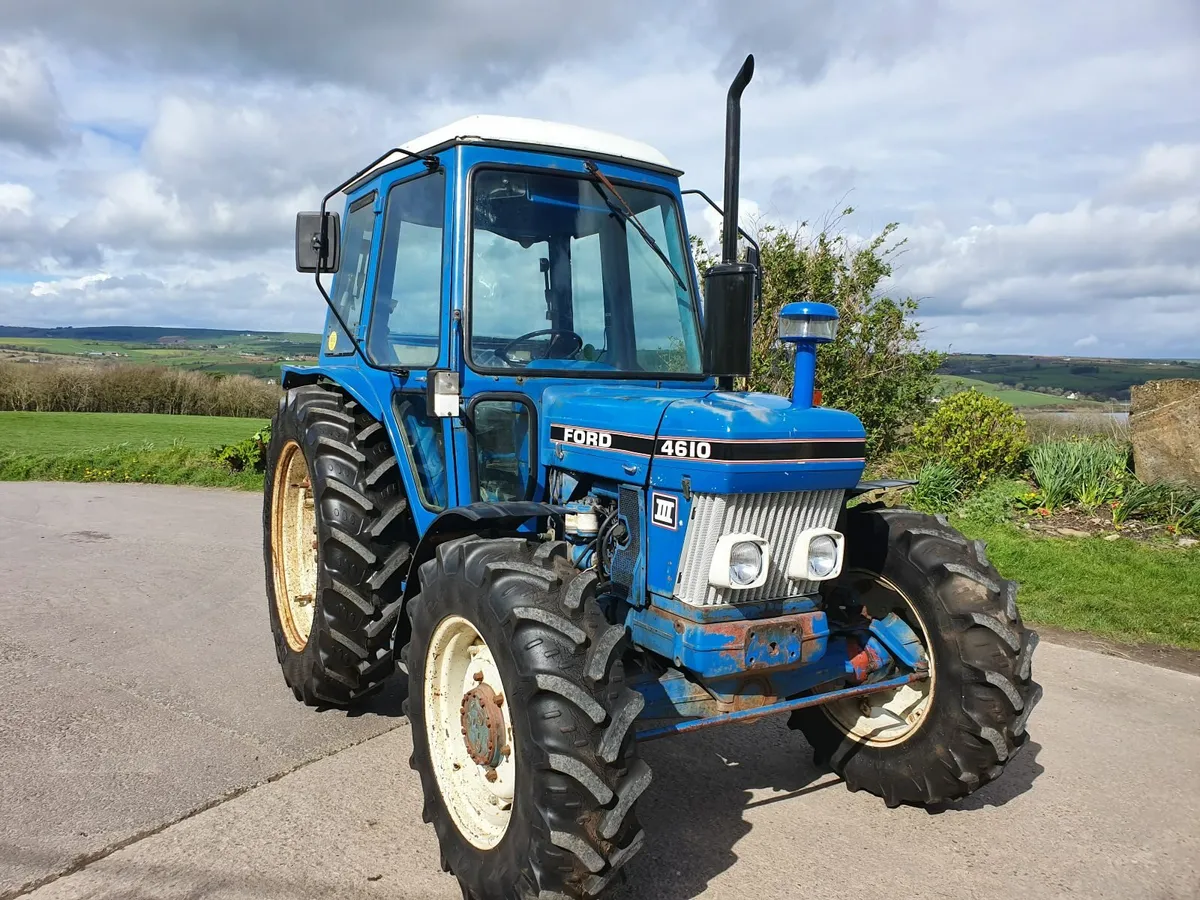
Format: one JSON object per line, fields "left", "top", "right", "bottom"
{"left": 0, "top": 0, "right": 1197, "bottom": 358}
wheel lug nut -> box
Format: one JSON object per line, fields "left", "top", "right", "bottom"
{"left": 494, "top": 692, "right": 504, "bottom": 706}
{"left": 500, "top": 744, "right": 510, "bottom": 757}
{"left": 473, "top": 671, "right": 485, "bottom": 682}
{"left": 484, "top": 767, "right": 498, "bottom": 783}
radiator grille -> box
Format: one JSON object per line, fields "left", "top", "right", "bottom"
{"left": 675, "top": 490, "right": 845, "bottom": 606}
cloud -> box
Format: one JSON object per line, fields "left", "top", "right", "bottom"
{"left": 0, "top": 0, "right": 662, "bottom": 96}
{"left": 1121, "top": 143, "right": 1200, "bottom": 203}
{"left": 892, "top": 141, "right": 1200, "bottom": 356}
{"left": 694, "top": 0, "right": 945, "bottom": 82}
{"left": 0, "top": 44, "right": 72, "bottom": 154}
{"left": 0, "top": 0, "right": 1197, "bottom": 359}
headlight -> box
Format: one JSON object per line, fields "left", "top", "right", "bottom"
{"left": 787, "top": 528, "right": 845, "bottom": 582}
{"left": 807, "top": 535, "right": 838, "bottom": 578}
{"left": 729, "top": 541, "right": 764, "bottom": 586}
{"left": 708, "top": 534, "right": 770, "bottom": 590}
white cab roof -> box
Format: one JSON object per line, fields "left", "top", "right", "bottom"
{"left": 356, "top": 115, "right": 677, "bottom": 184}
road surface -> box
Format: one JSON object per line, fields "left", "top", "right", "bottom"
{"left": 1, "top": 482, "right": 1197, "bottom": 899}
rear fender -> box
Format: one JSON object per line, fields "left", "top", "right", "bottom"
{"left": 281, "top": 364, "right": 388, "bottom": 422}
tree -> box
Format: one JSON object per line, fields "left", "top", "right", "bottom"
{"left": 694, "top": 209, "right": 943, "bottom": 459}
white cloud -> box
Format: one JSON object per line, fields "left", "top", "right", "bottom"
{"left": 1075, "top": 334, "right": 1098, "bottom": 348}
{"left": 0, "top": 44, "right": 72, "bottom": 154}
{"left": 0, "top": 182, "right": 35, "bottom": 215}
{"left": 0, "top": 0, "right": 1197, "bottom": 358}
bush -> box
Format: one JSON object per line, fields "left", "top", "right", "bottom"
{"left": 1114, "top": 480, "right": 1200, "bottom": 534}
{"left": 702, "top": 209, "right": 943, "bottom": 460}
{"left": 1028, "top": 439, "right": 1128, "bottom": 511}
{"left": 0, "top": 360, "right": 280, "bottom": 418}
{"left": 912, "top": 391, "right": 1029, "bottom": 486}
{"left": 909, "top": 461, "right": 965, "bottom": 513}
{"left": 215, "top": 423, "right": 272, "bottom": 473}
{"left": 957, "top": 478, "right": 1027, "bottom": 525}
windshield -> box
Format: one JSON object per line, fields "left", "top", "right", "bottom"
{"left": 468, "top": 169, "right": 703, "bottom": 375}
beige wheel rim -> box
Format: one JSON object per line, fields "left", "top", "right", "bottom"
{"left": 424, "top": 614, "right": 517, "bottom": 850}
{"left": 823, "top": 571, "right": 935, "bottom": 747}
{"left": 271, "top": 440, "right": 318, "bottom": 652}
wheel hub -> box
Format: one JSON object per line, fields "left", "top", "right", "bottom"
{"left": 461, "top": 683, "right": 506, "bottom": 768}
{"left": 424, "top": 615, "right": 517, "bottom": 850}
{"left": 271, "top": 440, "right": 318, "bottom": 652}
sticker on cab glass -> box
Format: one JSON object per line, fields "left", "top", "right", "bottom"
{"left": 326, "top": 331, "right": 338, "bottom": 352}
{"left": 651, "top": 493, "right": 678, "bottom": 529}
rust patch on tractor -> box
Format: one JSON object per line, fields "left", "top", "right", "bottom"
{"left": 460, "top": 683, "right": 506, "bottom": 767}
{"left": 845, "top": 637, "right": 886, "bottom": 684}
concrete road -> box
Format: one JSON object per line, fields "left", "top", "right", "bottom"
{"left": 2, "top": 483, "right": 1198, "bottom": 900}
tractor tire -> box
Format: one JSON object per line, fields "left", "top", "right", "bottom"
{"left": 790, "top": 506, "right": 1042, "bottom": 807}
{"left": 263, "top": 383, "right": 414, "bottom": 708}
{"left": 405, "top": 537, "right": 648, "bottom": 900}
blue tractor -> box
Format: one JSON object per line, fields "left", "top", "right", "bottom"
{"left": 265, "top": 55, "right": 1041, "bottom": 900}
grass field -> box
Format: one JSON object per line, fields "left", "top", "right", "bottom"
{"left": 958, "top": 518, "right": 1200, "bottom": 650}
{"left": 0, "top": 411, "right": 267, "bottom": 490}
{"left": 0, "top": 411, "right": 267, "bottom": 453}
{"left": 935, "top": 374, "right": 1106, "bottom": 408}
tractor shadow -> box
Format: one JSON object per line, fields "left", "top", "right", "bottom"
{"left": 337, "top": 670, "right": 411, "bottom": 719}
{"left": 613, "top": 718, "right": 1044, "bottom": 900}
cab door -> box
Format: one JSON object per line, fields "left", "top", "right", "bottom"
{"left": 363, "top": 161, "right": 460, "bottom": 532}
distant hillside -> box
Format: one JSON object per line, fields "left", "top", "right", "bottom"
{"left": 0, "top": 326, "right": 321, "bottom": 380}
{"left": 0, "top": 325, "right": 318, "bottom": 344}
{"left": 939, "top": 353, "right": 1200, "bottom": 403}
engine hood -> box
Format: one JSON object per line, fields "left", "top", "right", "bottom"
{"left": 540, "top": 385, "right": 866, "bottom": 492}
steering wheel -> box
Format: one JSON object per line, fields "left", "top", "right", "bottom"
{"left": 499, "top": 329, "right": 584, "bottom": 367}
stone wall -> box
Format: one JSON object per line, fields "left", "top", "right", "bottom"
{"left": 1130, "top": 379, "right": 1200, "bottom": 488}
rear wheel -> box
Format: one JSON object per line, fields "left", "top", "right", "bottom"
{"left": 405, "top": 537, "right": 649, "bottom": 900}
{"left": 791, "top": 506, "right": 1042, "bottom": 806}
{"left": 263, "top": 383, "right": 414, "bottom": 707}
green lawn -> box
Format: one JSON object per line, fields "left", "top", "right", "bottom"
{"left": 0, "top": 411, "right": 267, "bottom": 453}
{"left": 958, "top": 519, "right": 1200, "bottom": 650}
{"left": 936, "top": 375, "right": 1102, "bottom": 408}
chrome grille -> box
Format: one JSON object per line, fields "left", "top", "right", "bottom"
{"left": 675, "top": 490, "right": 845, "bottom": 606}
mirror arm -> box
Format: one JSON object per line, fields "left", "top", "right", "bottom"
{"left": 681, "top": 188, "right": 759, "bottom": 257}
{"left": 682, "top": 188, "right": 763, "bottom": 319}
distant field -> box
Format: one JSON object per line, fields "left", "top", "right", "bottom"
{"left": 940, "top": 353, "right": 1200, "bottom": 401}
{"left": 0, "top": 330, "right": 320, "bottom": 380}
{"left": 0, "top": 411, "right": 267, "bottom": 454}
{"left": 935, "top": 375, "right": 1101, "bottom": 408}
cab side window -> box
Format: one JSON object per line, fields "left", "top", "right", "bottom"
{"left": 368, "top": 171, "right": 446, "bottom": 367}
{"left": 326, "top": 194, "right": 376, "bottom": 355}
{"left": 472, "top": 399, "right": 534, "bottom": 501}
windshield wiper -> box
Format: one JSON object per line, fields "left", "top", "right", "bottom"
{"left": 584, "top": 161, "right": 691, "bottom": 295}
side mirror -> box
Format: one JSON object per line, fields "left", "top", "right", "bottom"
{"left": 295, "top": 211, "right": 341, "bottom": 273}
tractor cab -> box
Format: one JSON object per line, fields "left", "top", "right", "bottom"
{"left": 293, "top": 112, "right": 865, "bottom": 528}
{"left": 270, "top": 54, "right": 1041, "bottom": 900}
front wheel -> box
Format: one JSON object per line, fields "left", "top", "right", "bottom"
{"left": 405, "top": 538, "right": 649, "bottom": 900}
{"left": 791, "top": 506, "right": 1042, "bottom": 807}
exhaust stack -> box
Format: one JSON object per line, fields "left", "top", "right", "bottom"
{"left": 702, "top": 54, "right": 757, "bottom": 387}
{"left": 721, "top": 55, "right": 755, "bottom": 264}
